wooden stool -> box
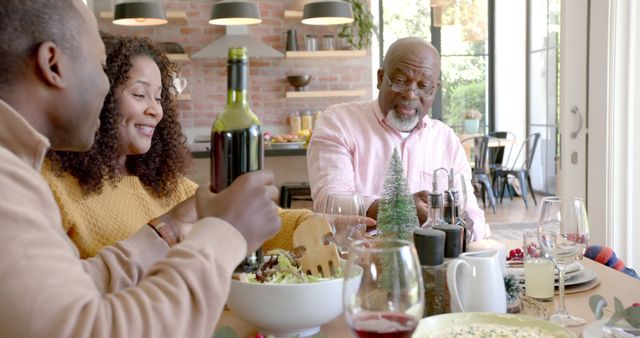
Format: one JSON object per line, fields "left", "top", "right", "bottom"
{"left": 279, "top": 182, "right": 311, "bottom": 208}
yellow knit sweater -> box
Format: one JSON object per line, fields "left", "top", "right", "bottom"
{"left": 42, "top": 160, "right": 313, "bottom": 257}
{"left": 42, "top": 160, "right": 198, "bottom": 258}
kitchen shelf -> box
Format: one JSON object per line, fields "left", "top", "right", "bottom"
{"left": 177, "top": 94, "right": 191, "bottom": 101}
{"left": 285, "top": 90, "right": 366, "bottom": 99}
{"left": 284, "top": 10, "right": 303, "bottom": 19}
{"left": 285, "top": 50, "right": 367, "bottom": 58}
{"left": 167, "top": 53, "right": 190, "bottom": 61}
{"left": 99, "top": 11, "right": 188, "bottom": 24}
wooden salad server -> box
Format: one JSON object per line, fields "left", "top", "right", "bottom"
{"left": 292, "top": 216, "right": 341, "bottom": 278}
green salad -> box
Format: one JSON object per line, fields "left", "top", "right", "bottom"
{"left": 243, "top": 249, "right": 341, "bottom": 284}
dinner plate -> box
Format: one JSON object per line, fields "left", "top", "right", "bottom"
{"left": 556, "top": 265, "right": 597, "bottom": 287}
{"left": 412, "top": 312, "right": 576, "bottom": 338}
{"left": 268, "top": 141, "right": 305, "bottom": 149}
{"left": 508, "top": 262, "right": 584, "bottom": 281}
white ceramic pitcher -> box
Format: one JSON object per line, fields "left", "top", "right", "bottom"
{"left": 447, "top": 249, "right": 507, "bottom": 313}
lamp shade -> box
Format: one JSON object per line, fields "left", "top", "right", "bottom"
{"left": 113, "top": 2, "right": 168, "bottom": 26}
{"left": 302, "top": 1, "right": 354, "bottom": 26}
{"left": 209, "top": 1, "right": 262, "bottom": 26}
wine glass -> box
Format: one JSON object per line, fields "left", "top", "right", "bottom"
{"left": 343, "top": 239, "right": 424, "bottom": 338}
{"left": 323, "top": 193, "right": 367, "bottom": 256}
{"left": 537, "top": 196, "right": 590, "bottom": 327}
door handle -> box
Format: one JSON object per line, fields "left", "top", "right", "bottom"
{"left": 570, "top": 106, "right": 583, "bottom": 139}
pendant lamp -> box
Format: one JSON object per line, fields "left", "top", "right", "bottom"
{"left": 209, "top": 1, "right": 262, "bottom": 26}
{"left": 302, "top": 0, "right": 354, "bottom": 26}
{"left": 113, "top": 2, "right": 167, "bottom": 26}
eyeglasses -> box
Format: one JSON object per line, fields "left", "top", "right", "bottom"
{"left": 386, "top": 77, "right": 436, "bottom": 97}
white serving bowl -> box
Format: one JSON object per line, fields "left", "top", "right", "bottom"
{"left": 226, "top": 266, "right": 362, "bottom": 338}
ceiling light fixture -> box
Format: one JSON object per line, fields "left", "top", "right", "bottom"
{"left": 112, "top": 2, "right": 168, "bottom": 26}
{"left": 209, "top": 1, "right": 262, "bottom": 26}
{"left": 301, "top": 0, "right": 354, "bottom": 26}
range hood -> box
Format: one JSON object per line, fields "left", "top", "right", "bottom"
{"left": 192, "top": 25, "right": 284, "bottom": 59}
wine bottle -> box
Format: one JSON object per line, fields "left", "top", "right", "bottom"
{"left": 211, "top": 47, "right": 264, "bottom": 273}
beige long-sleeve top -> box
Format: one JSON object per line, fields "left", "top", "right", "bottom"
{"left": 0, "top": 98, "right": 247, "bottom": 337}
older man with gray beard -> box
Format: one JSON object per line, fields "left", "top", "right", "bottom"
{"left": 307, "top": 37, "right": 487, "bottom": 241}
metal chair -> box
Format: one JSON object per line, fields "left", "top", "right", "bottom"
{"left": 461, "top": 136, "right": 497, "bottom": 214}
{"left": 492, "top": 133, "right": 541, "bottom": 209}
{"left": 487, "top": 131, "right": 516, "bottom": 193}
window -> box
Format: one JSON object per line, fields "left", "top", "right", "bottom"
{"left": 380, "top": 0, "right": 489, "bottom": 134}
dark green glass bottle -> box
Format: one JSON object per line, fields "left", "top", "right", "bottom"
{"left": 211, "top": 47, "right": 263, "bottom": 272}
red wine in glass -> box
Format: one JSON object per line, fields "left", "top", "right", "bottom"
{"left": 350, "top": 312, "right": 418, "bottom": 338}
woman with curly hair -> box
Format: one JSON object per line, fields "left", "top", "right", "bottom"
{"left": 42, "top": 33, "right": 198, "bottom": 258}
{"left": 42, "top": 33, "right": 327, "bottom": 259}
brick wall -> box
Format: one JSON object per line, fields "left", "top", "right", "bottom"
{"left": 94, "top": 0, "right": 373, "bottom": 134}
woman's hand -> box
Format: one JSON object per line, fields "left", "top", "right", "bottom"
{"left": 150, "top": 196, "right": 197, "bottom": 244}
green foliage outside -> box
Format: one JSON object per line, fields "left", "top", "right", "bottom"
{"left": 338, "top": 0, "right": 377, "bottom": 50}
{"left": 382, "top": 0, "right": 488, "bottom": 132}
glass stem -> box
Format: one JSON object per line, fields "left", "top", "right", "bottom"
{"left": 557, "top": 264, "right": 567, "bottom": 314}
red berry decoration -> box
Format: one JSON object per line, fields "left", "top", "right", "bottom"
{"left": 633, "top": 303, "right": 640, "bottom": 307}
{"left": 507, "top": 248, "right": 524, "bottom": 261}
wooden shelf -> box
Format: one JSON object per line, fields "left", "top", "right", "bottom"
{"left": 285, "top": 50, "right": 367, "bottom": 58}
{"left": 99, "top": 11, "right": 188, "bottom": 24}
{"left": 167, "top": 53, "right": 190, "bottom": 61}
{"left": 284, "top": 10, "right": 303, "bottom": 19}
{"left": 285, "top": 90, "right": 366, "bottom": 99}
{"left": 177, "top": 94, "right": 191, "bottom": 101}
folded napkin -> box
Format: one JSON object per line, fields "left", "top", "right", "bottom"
{"left": 585, "top": 245, "right": 639, "bottom": 279}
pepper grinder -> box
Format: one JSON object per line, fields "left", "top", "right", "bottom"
{"left": 414, "top": 227, "right": 450, "bottom": 316}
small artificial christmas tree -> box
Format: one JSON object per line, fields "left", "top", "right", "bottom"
{"left": 376, "top": 148, "right": 420, "bottom": 241}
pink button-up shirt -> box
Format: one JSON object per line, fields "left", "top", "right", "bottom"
{"left": 307, "top": 100, "right": 486, "bottom": 240}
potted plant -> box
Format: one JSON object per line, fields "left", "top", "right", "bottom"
{"left": 337, "top": 0, "right": 377, "bottom": 50}
{"left": 463, "top": 108, "right": 482, "bottom": 134}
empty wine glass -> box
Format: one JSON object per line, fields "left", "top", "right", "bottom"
{"left": 323, "top": 193, "right": 367, "bottom": 256}
{"left": 343, "top": 239, "right": 424, "bottom": 338}
{"left": 537, "top": 196, "right": 590, "bottom": 327}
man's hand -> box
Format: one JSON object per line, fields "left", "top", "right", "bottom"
{"left": 413, "top": 190, "right": 430, "bottom": 225}
{"left": 367, "top": 192, "right": 430, "bottom": 226}
{"left": 195, "top": 170, "right": 281, "bottom": 254}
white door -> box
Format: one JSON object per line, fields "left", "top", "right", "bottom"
{"left": 562, "top": 0, "right": 640, "bottom": 270}
{"left": 558, "top": 0, "right": 588, "bottom": 203}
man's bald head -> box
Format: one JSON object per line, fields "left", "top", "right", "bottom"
{"left": 383, "top": 37, "right": 441, "bottom": 76}
{"left": 0, "top": 0, "right": 83, "bottom": 92}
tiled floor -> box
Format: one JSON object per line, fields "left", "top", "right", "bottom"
{"left": 476, "top": 194, "right": 541, "bottom": 241}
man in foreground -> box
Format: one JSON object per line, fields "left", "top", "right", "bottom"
{"left": 307, "top": 37, "right": 486, "bottom": 240}
{"left": 0, "top": 1, "right": 280, "bottom": 337}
